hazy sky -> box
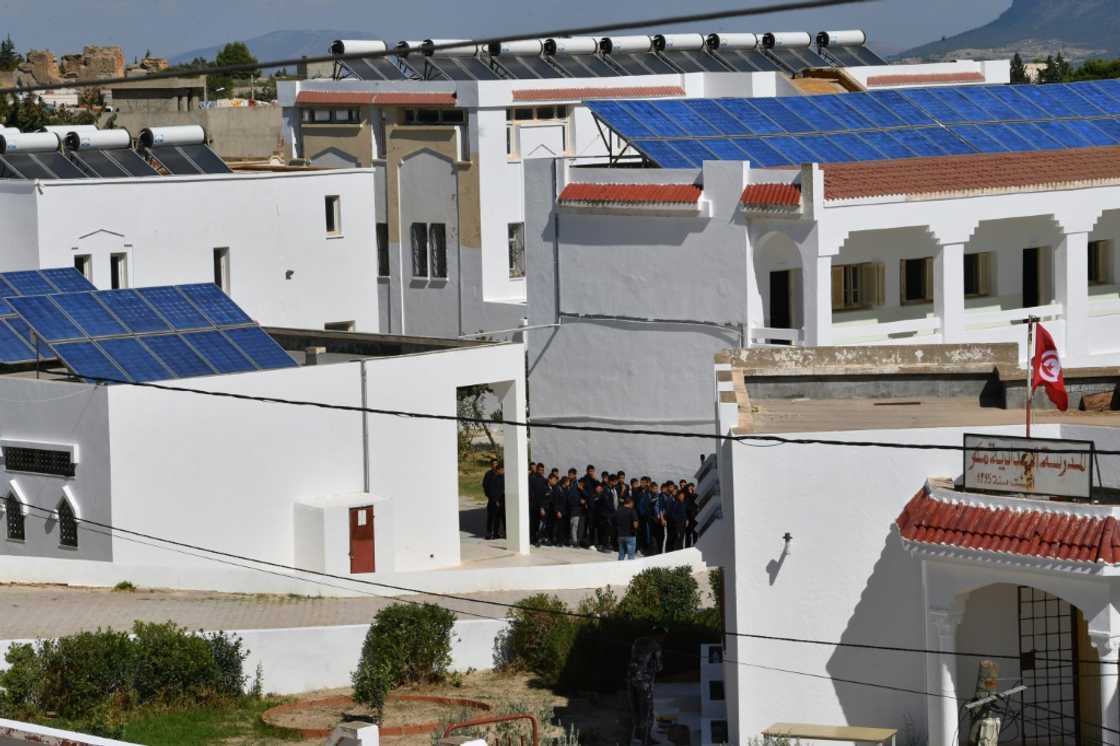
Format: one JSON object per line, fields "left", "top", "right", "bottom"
{"left": 0, "top": 0, "right": 1013, "bottom": 59}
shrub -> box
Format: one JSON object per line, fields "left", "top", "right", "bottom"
{"left": 112, "top": 581, "right": 136, "bottom": 592}
{"left": 617, "top": 567, "right": 701, "bottom": 627}
{"left": 34, "top": 629, "right": 136, "bottom": 720}
{"left": 205, "top": 630, "right": 249, "bottom": 697}
{"left": 352, "top": 603, "right": 456, "bottom": 717}
{"left": 503, "top": 594, "right": 580, "bottom": 688}
{"left": 132, "top": 621, "right": 224, "bottom": 704}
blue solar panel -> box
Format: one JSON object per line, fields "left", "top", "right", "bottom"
{"left": 141, "top": 334, "right": 217, "bottom": 378}
{"left": 898, "top": 89, "right": 963, "bottom": 123}
{"left": 1070, "top": 82, "right": 1120, "bottom": 116}
{"left": 809, "top": 95, "right": 876, "bottom": 129}
{"left": 1062, "top": 119, "right": 1118, "bottom": 146}
{"left": 632, "top": 140, "right": 694, "bottom": 168}
{"left": 765, "top": 136, "right": 822, "bottom": 165}
{"left": 979, "top": 123, "right": 1041, "bottom": 151}
{"left": 41, "top": 268, "right": 96, "bottom": 293}
{"left": 840, "top": 93, "right": 907, "bottom": 128}
{"left": 178, "top": 284, "right": 254, "bottom": 327}
{"left": 97, "top": 289, "right": 170, "bottom": 333}
{"left": 5, "top": 317, "right": 49, "bottom": 356}
{"left": 98, "top": 337, "right": 172, "bottom": 382}
{"left": 2, "top": 271, "right": 54, "bottom": 296}
{"left": 951, "top": 125, "right": 1009, "bottom": 153}
{"left": 1016, "top": 85, "right": 1078, "bottom": 118}
{"left": 700, "top": 139, "right": 750, "bottom": 159}
{"left": 717, "top": 99, "right": 784, "bottom": 135}
{"left": 683, "top": 100, "right": 751, "bottom": 136}
{"left": 619, "top": 101, "right": 686, "bottom": 136}
{"left": 1011, "top": 122, "right": 1064, "bottom": 150}
{"left": 7, "top": 295, "right": 84, "bottom": 342}
{"left": 858, "top": 130, "right": 914, "bottom": 159}
{"left": 50, "top": 292, "right": 128, "bottom": 337}
{"left": 931, "top": 89, "right": 991, "bottom": 123}
{"left": 587, "top": 102, "right": 653, "bottom": 139}
{"left": 776, "top": 97, "right": 843, "bottom": 132}
{"left": 730, "top": 138, "right": 789, "bottom": 167}
{"left": 1090, "top": 118, "right": 1120, "bottom": 142}
{"left": 0, "top": 321, "right": 34, "bottom": 363}
{"left": 1047, "top": 83, "right": 1103, "bottom": 116}
{"left": 828, "top": 132, "right": 886, "bottom": 161}
{"left": 921, "top": 127, "right": 976, "bottom": 155}
{"left": 984, "top": 86, "right": 1049, "bottom": 120}
{"left": 223, "top": 327, "right": 297, "bottom": 370}
{"left": 749, "top": 98, "right": 814, "bottom": 133}
{"left": 868, "top": 90, "right": 937, "bottom": 125}
{"left": 1092, "top": 79, "right": 1120, "bottom": 106}
{"left": 655, "top": 100, "right": 721, "bottom": 137}
{"left": 671, "top": 139, "right": 718, "bottom": 165}
{"left": 54, "top": 341, "right": 126, "bottom": 383}
{"left": 182, "top": 330, "right": 255, "bottom": 373}
{"left": 0, "top": 277, "right": 17, "bottom": 300}
{"left": 137, "top": 286, "right": 211, "bottom": 330}
{"left": 1034, "top": 119, "right": 1093, "bottom": 147}
{"left": 0, "top": 297, "right": 13, "bottom": 315}
{"left": 891, "top": 128, "right": 945, "bottom": 157}
{"left": 798, "top": 134, "right": 855, "bottom": 162}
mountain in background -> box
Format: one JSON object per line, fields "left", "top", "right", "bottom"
{"left": 170, "top": 29, "right": 378, "bottom": 67}
{"left": 901, "top": 0, "right": 1120, "bottom": 62}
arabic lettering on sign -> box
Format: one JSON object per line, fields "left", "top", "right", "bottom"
{"left": 963, "top": 435, "right": 1092, "bottom": 500}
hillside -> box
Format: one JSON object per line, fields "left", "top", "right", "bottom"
{"left": 170, "top": 29, "right": 377, "bottom": 67}
{"left": 901, "top": 0, "right": 1120, "bottom": 62}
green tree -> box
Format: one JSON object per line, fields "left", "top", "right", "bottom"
{"left": 211, "top": 41, "right": 259, "bottom": 97}
{"left": 0, "top": 35, "right": 20, "bottom": 71}
{"left": 1038, "top": 52, "right": 1073, "bottom": 84}
{"left": 1010, "top": 52, "right": 1029, "bottom": 84}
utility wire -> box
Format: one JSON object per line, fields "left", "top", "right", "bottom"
{"left": 64, "top": 373, "right": 1120, "bottom": 458}
{"left": 0, "top": 0, "right": 875, "bottom": 96}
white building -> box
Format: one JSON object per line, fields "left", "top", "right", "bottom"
{"left": 711, "top": 345, "right": 1120, "bottom": 745}
{"left": 278, "top": 31, "right": 1005, "bottom": 340}
{"left": 0, "top": 166, "right": 381, "bottom": 333}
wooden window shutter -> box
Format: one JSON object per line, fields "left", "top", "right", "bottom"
{"left": 862, "top": 262, "right": 885, "bottom": 307}
{"left": 923, "top": 257, "right": 934, "bottom": 302}
{"left": 831, "top": 265, "right": 843, "bottom": 310}
{"left": 898, "top": 261, "right": 907, "bottom": 305}
{"left": 978, "top": 253, "right": 992, "bottom": 296}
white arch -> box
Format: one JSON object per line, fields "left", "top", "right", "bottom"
{"left": 60, "top": 484, "right": 81, "bottom": 520}
{"left": 5, "top": 479, "right": 28, "bottom": 516}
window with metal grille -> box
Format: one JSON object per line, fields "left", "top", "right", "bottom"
{"left": 3, "top": 446, "right": 75, "bottom": 477}
{"left": 429, "top": 223, "right": 447, "bottom": 279}
{"left": 410, "top": 222, "right": 428, "bottom": 277}
{"left": 58, "top": 500, "right": 77, "bottom": 548}
{"left": 5, "top": 494, "right": 23, "bottom": 541}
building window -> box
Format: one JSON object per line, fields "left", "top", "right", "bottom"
{"left": 964, "top": 252, "right": 993, "bottom": 297}
{"left": 708, "top": 680, "right": 725, "bottom": 701}
{"left": 831, "top": 262, "right": 883, "bottom": 312}
{"left": 4, "top": 495, "right": 23, "bottom": 542}
{"left": 333, "top": 108, "right": 359, "bottom": 123}
{"left": 325, "top": 321, "right": 355, "bottom": 332}
{"left": 410, "top": 222, "right": 429, "bottom": 277}
{"left": 505, "top": 105, "right": 569, "bottom": 122}
{"left": 403, "top": 109, "right": 464, "bottom": 125}
{"left": 313, "top": 109, "right": 331, "bottom": 123}
{"left": 58, "top": 499, "right": 77, "bottom": 548}
{"left": 213, "top": 247, "right": 230, "bottom": 293}
{"left": 73, "top": 254, "right": 92, "bottom": 281}
{"left": 110, "top": 253, "right": 128, "bottom": 289}
{"left": 325, "top": 195, "right": 341, "bottom": 235}
{"left": 1090, "top": 240, "right": 1112, "bottom": 285}
{"left": 429, "top": 223, "right": 448, "bottom": 279}
{"left": 3, "top": 446, "right": 76, "bottom": 477}
{"left": 508, "top": 223, "right": 525, "bottom": 278}
{"left": 900, "top": 257, "right": 933, "bottom": 304}
{"left": 376, "top": 223, "right": 389, "bottom": 278}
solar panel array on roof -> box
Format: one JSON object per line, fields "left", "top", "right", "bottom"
{"left": 589, "top": 79, "right": 1120, "bottom": 168}
{"left": 0, "top": 151, "right": 91, "bottom": 180}
{"left": 146, "top": 143, "right": 232, "bottom": 175}
{"left": 69, "top": 148, "right": 158, "bottom": 178}
{"left": 0, "top": 279, "right": 296, "bottom": 383}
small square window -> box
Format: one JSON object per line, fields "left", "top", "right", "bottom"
{"left": 74, "top": 254, "right": 92, "bottom": 281}
{"left": 964, "top": 252, "right": 993, "bottom": 297}
{"left": 325, "top": 321, "right": 355, "bottom": 332}
{"left": 376, "top": 223, "right": 389, "bottom": 278}
{"left": 708, "top": 680, "right": 725, "bottom": 701}
{"left": 325, "top": 195, "right": 341, "bottom": 235}
{"left": 417, "top": 109, "right": 441, "bottom": 124}
{"left": 900, "top": 257, "right": 933, "bottom": 304}
{"left": 514, "top": 108, "right": 534, "bottom": 121}
{"left": 301, "top": 109, "right": 313, "bottom": 122}
{"left": 440, "top": 110, "right": 465, "bottom": 124}
{"left": 313, "top": 109, "right": 331, "bottom": 123}
{"left": 536, "top": 106, "right": 556, "bottom": 120}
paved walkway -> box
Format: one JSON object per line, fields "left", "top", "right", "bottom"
{"left": 0, "top": 583, "right": 611, "bottom": 639}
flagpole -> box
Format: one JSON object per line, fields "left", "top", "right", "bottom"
{"left": 1025, "top": 316, "right": 1036, "bottom": 438}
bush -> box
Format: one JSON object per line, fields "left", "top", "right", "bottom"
{"left": 617, "top": 567, "right": 701, "bottom": 627}
{"left": 205, "top": 631, "right": 249, "bottom": 698}
{"left": 34, "top": 629, "right": 136, "bottom": 720}
{"left": 502, "top": 594, "right": 580, "bottom": 688}
{"left": 132, "top": 622, "right": 223, "bottom": 704}
{"left": 352, "top": 603, "right": 456, "bottom": 718}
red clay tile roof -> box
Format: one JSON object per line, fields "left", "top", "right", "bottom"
{"left": 559, "top": 182, "right": 702, "bottom": 205}
{"left": 741, "top": 183, "right": 802, "bottom": 208}
{"left": 513, "top": 86, "right": 685, "bottom": 102}
{"left": 896, "top": 488, "right": 1120, "bottom": 564}
{"left": 296, "top": 91, "right": 456, "bottom": 106}
{"left": 823, "top": 146, "right": 1120, "bottom": 201}
{"left": 866, "top": 72, "right": 986, "bottom": 87}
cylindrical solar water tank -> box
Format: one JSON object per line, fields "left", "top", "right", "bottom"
{"left": 705, "top": 33, "right": 760, "bottom": 51}
{"left": 422, "top": 39, "right": 479, "bottom": 57}
{"left": 0, "top": 132, "right": 61, "bottom": 154}
{"left": 65, "top": 128, "right": 131, "bottom": 151}
{"left": 39, "top": 124, "right": 98, "bottom": 136}
{"left": 816, "top": 30, "right": 867, "bottom": 47}
{"left": 653, "top": 34, "right": 706, "bottom": 52}
{"left": 139, "top": 125, "right": 206, "bottom": 149}
{"left": 763, "top": 32, "right": 813, "bottom": 49}
{"left": 599, "top": 36, "right": 653, "bottom": 54}
{"left": 486, "top": 39, "right": 544, "bottom": 57}
{"left": 395, "top": 40, "right": 424, "bottom": 57}
{"left": 543, "top": 37, "right": 600, "bottom": 56}
{"left": 329, "top": 39, "right": 387, "bottom": 56}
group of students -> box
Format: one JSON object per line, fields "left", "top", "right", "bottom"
{"left": 482, "top": 460, "right": 700, "bottom": 561}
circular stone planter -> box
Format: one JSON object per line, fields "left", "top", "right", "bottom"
{"left": 262, "top": 693, "right": 492, "bottom": 739}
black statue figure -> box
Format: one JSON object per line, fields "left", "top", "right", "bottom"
{"left": 628, "top": 636, "right": 663, "bottom": 746}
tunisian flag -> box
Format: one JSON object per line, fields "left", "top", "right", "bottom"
{"left": 1032, "top": 324, "right": 1068, "bottom": 411}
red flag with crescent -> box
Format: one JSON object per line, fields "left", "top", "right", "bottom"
{"left": 1031, "top": 323, "right": 1068, "bottom": 411}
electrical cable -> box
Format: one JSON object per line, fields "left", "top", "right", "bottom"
{"left": 0, "top": 0, "right": 875, "bottom": 96}
{"left": 60, "top": 372, "right": 1120, "bottom": 458}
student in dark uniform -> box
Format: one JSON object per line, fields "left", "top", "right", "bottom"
{"left": 550, "top": 474, "right": 567, "bottom": 546}
{"left": 484, "top": 462, "right": 504, "bottom": 540}
{"left": 614, "top": 494, "right": 639, "bottom": 560}
{"left": 685, "top": 482, "right": 699, "bottom": 547}
{"left": 666, "top": 485, "right": 688, "bottom": 551}
{"left": 528, "top": 462, "right": 549, "bottom": 546}
{"left": 648, "top": 481, "right": 666, "bottom": 555}
{"left": 566, "top": 475, "right": 585, "bottom": 547}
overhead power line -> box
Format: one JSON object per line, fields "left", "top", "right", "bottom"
{"left": 66, "top": 372, "right": 1120, "bottom": 458}
{"left": 0, "top": 0, "right": 874, "bottom": 95}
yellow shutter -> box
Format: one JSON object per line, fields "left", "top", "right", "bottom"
{"left": 923, "top": 257, "right": 934, "bottom": 302}
{"left": 863, "top": 262, "right": 885, "bottom": 307}
{"left": 831, "top": 265, "right": 843, "bottom": 311}
{"left": 978, "top": 252, "right": 992, "bottom": 296}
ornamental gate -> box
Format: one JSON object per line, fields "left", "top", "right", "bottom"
{"left": 1018, "top": 586, "right": 1081, "bottom": 745}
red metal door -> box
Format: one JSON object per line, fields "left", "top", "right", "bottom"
{"left": 349, "top": 506, "right": 375, "bottom": 574}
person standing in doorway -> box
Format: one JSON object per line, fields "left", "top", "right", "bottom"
{"left": 483, "top": 461, "right": 503, "bottom": 540}
{"left": 494, "top": 463, "right": 506, "bottom": 540}
{"left": 615, "top": 494, "right": 639, "bottom": 560}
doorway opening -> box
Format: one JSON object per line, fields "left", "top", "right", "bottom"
{"left": 349, "top": 505, "right": 375, "bottom": 574}
{"left": 457, "top": 384, "right": 505, "bottom": 553}
{"left": 1023, "top": 247, "right": 1041, "bottom": 308}
{"left": 769, "top": 270, "right": 793, "bottom": 341}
